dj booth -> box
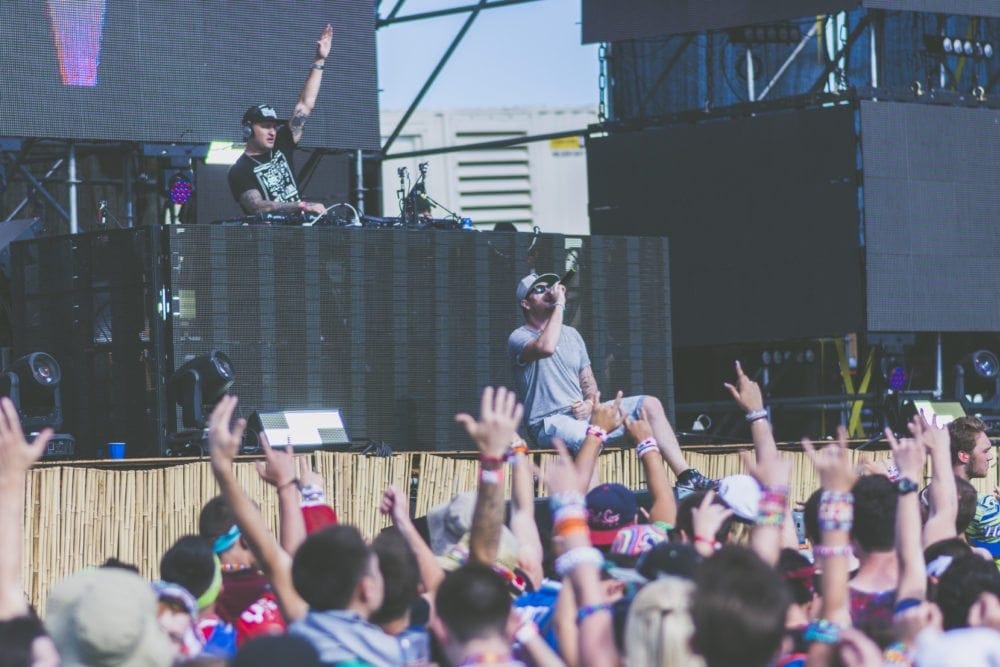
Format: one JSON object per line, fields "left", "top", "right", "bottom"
{"left": 10, "top": 225, "right": 674, "bottom": 458}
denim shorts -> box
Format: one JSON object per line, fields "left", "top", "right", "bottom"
{"left": 528, "top": 395, "right": 645, "bottom": 453}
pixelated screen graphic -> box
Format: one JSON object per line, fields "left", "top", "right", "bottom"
{"left": 0, "top": 0, "right": 379, "bottom": 149}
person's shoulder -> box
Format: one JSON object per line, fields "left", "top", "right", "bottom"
{"left": 508, "top": 325, "right": 537, "bottom": 343}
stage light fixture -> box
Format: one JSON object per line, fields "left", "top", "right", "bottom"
{"left": 167, "top": 171, "right": 194, "bottom": 205}
{"left": 169, "top": 350, "right": 235, "bottom": 429}
{"left": 0, "top": 352, "right": 75, "bottom": 457}
{"left": 925, "top": 35, "right": 993, "bottom": 61}
{"left": 0, "top": 352, "right": 63, "bottom": 431}
{"left": 954, "top": 349, "right": 1000, "bottom": 411}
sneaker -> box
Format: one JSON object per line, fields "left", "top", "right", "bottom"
{"left": 674, "top": 467, "right": 719, "bottom": 500}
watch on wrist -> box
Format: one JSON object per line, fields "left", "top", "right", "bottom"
{"left": 894, "top": 477, "right": 918, "bottom": 495}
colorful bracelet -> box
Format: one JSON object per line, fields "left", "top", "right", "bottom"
{"left": 480, "top": 467, "right": 504, "bottom": 485}
{"left": 554, "top": 546, "right": 604, "bottom": 577}
{"left": 818, "top": 490, "right": 854, "bottom": 532}
{"left": 576, "top": 603, "right": 612, "bottom": 624}
{"left": 756, "top": 485, "right": 789, "bottom": 526}
{"left": 585, "top": 424, "right": 608, "bottom": 444}
{"left": 803, "top": 619, "right": 841, "bottom": 644}
{"left": 554, "top": 516, "right": 589, "bottom": 539}
{"left": 812, "top": 544, "right": 852, "bottom": 559}
{"left": 745, "top": 408, "right": 769, "bottom": 423}
{"left": 506, "top": 438, "right": 530, "bottom": 461}
{"left": 635, "top": 437, "right": 659, "bottom": 459}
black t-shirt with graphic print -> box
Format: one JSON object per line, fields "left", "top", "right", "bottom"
{"left": 227, "top": 125, "right": 301, "bottom": 206}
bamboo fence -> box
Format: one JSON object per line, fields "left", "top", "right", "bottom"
{"left": 20, "top": 446, "right": 1000, "bottom": 613}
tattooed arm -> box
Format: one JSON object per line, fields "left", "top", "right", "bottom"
{"left": 579, "top": 365, "right": 599, "bottom": 402}
{"left": 291, "top": 24, "right": 333, "bottom": 144}
{"left": 238, "top": 189, "right": 320, "bottom": 215}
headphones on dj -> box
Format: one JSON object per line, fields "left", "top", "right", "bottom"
{"left": 242, "top": 121, "right": 253, "bottom": 140}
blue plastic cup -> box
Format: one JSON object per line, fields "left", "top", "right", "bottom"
{"left": 108, "top": 442, "right": 126, "bottom": 459}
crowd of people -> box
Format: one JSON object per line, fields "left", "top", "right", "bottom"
{"left": 0, "top": 270, "right": 999, "bottom": 667}
{"left": 0, "top": 369, "right": 998, "bottom": 666}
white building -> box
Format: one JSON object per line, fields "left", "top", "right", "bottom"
{"left": 380, "top": 107, "right": 596, "bottom": 235}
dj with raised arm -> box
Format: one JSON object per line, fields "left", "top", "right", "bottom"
{"left": 508, "top": 271, "right": 717, "bottom": 497}
{"left": 228, "top": 23, "right": 333, "bottom": 217}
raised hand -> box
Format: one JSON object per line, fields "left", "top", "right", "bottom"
{"left": 722, "top": 360, "right": 764, "bottom": 414}
{"left": 802, "top": 425, "right": 857, "bottom": 493}
{"left": 316, "top": 24, "right": 333, "bottom": 61}
{"left": 589, "top": 390, "right": 624, "bottom": 433}
{"left": 380, "top": 484, "right": 412, "bottom": 527}
{"left": 254, "top": 431, "right": 297, "bottom": 488}
{"left": 624, "top": 407, "right": 654, "bottom": 444}
{"left": 207, "top": 395, "right": 246, "bottom": 474}
{"left": 455, "top": 386, "right": 524, "bottom": 458}
{"left": 691, "top": 490, "right": 733, "bottom": 544}
{"left": 0, "top": 397, "right": 50, "bottom": 478}
{"left": 885, "top": 426, "right": 925, "bottom": 482}
{"left": 297, "top": 457, "right": 325, "bottom": 489}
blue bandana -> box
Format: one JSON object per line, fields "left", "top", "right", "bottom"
{"left": 213, "top": 524, "right": 241, "bottom": 554}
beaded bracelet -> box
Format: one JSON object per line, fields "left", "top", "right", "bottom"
{"left": 813, "top": 544, "right": 852, "bottom": 558}
{"left": 818, "top": 490, "right": 854, "bottom": 532}
{"left": 585, "top": 424, "right": 608, "bottom": 444}
{"left": 554, "top": 546, "right": 604, "bottom": 577}
{"left": 803, "top": 619, "right": 841, "bottom": 644}
{"left": 635, "top": 437, "right": 659, "bottom": 459}
{"left": 576, "top": 603, "right": 612, "bottom": 624}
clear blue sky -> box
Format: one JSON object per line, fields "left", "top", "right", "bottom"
{"left": 376, "top": 0, "right": 598, "bottom": 111}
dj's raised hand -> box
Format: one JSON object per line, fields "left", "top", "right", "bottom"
{"left": 316, "top": 24, "right": 333, "bottom": 61}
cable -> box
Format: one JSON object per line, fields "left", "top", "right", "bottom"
{"left": 308, "top": 202, "right": 361, "bottom": 227}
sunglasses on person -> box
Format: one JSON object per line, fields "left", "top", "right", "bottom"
{"left": 530, "top": 283, "right": 552, "bottom": 295}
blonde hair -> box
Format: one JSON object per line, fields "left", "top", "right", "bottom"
{"left": 624, "top": 577, "right": 705, "bottom": 667}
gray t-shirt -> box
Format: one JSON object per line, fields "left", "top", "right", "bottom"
{"left": 508, "top": 324, "right": 591, "bottom": 425}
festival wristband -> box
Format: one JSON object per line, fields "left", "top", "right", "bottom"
{"left": 554, "top": 546, "right": 604, "bottom": 577}
{"left": 585, "top": 424, "right": 608, "bottom": 444}
{"left": 756, "top": 485, "right": 789, "bottom": 526}
{"left": 635, "top": 437, "right": 659, "bottom": 459}
{"left": 480, "top": 467, "right": 504, "bottom": 485}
